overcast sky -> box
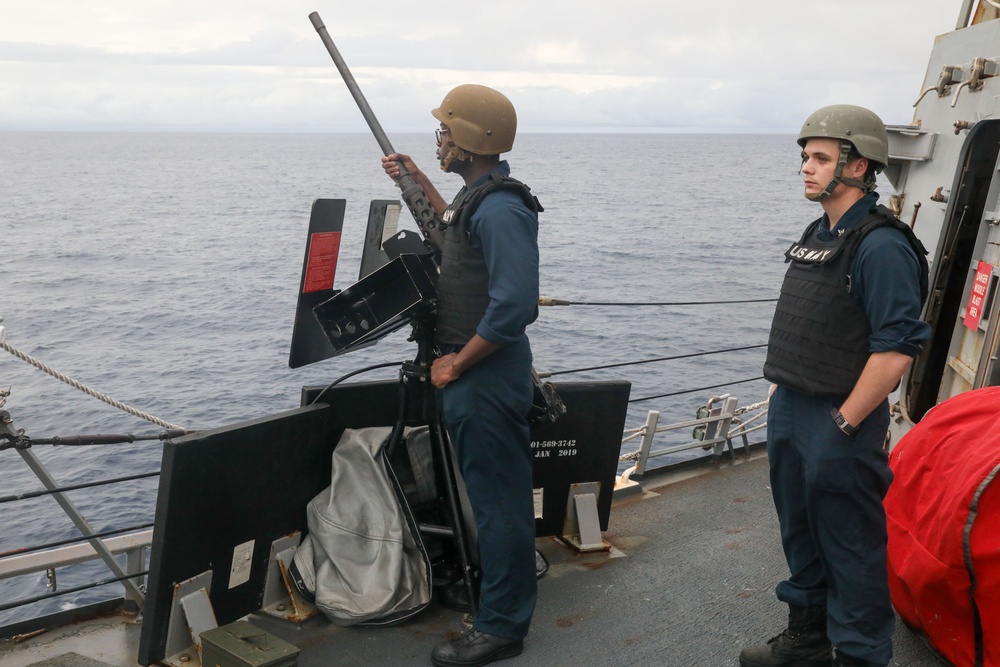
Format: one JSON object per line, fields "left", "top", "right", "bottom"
{"left": 0, "top": 1, "right": 964, "bottom": 133}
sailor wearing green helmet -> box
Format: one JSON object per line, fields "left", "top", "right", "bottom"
{"left": 798, "top": 104, "right": 889, "bottom": 202}
{"left": 742, "top": 105, "right": 931, "bottom": 667}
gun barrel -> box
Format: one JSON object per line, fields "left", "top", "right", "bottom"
{"left": 309, "top": 12, "right": 444, "bottom": 251}
{"left": 308, "top": 12, "right": 395, "bottom": 157}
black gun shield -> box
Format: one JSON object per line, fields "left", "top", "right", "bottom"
{"left": 359, "top": 199, "right": 402, "bottom": 279}
{"left": 312, "top": 253, "right": 438, "bottom": 356}
{"left": 288, "top": 199, "right": 346, "bottom": 368}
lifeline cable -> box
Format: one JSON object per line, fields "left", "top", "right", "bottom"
{"left": 20, "top": 431, "right": 188, "bottom": 447}
{"left": 629, "top": 376, "right": 765, "bottom": 403}
{"left": 0, "top": 570, "right": 149, "bottom": 614}
{"left": 539, "top": 297, "right": 777, "bottom": 307}
{"left": 0, "top": 471, "right": 160, "bottom": 504}
{"left": 0, "top": 522, "right": 154, "bottom": 557}
{"left": 542, "top": 343, "right": 767, "bottom": 377}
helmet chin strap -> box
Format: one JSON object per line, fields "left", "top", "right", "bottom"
{"left": 439, "top": 143, "right": 473, "bottom": 172}
{"left": 802, "top": 141, "right": 874, "bottom": 202}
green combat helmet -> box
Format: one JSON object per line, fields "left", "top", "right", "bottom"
{"left": 797, "top": 104, "right": 889, "bottom": 201}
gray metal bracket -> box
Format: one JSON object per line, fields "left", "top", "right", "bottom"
{"left": 260, "top": 532, "right": 318, "bottom": 622}
{"left": 163, "top": 570, "right": 216, "bottom": 667}
{"left": 707, "top": 395, "right": 739, "bottom": 457}
{"left": 560, "top": 481, "right": 609, "bottom": 553}
{"left": 632, "top": 410, "right": 659, "bottom": 482}
{"left": 886, "top": 125, "right": 938, "bottom": 162}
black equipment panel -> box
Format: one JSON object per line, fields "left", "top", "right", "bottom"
{"left": 530, "top": 381, "right": 631, "bottom": 534}
{"left": 357, "top": 200, "right": 431, "bottom": 279}
{"left": 138, "top": 379, "right": 629, "bottom": 664}
{"left": 358, "top": 199, "right": 402, "bottom": 280}
{"left": 137, "top": 404, "right": 333, "bottom": 665}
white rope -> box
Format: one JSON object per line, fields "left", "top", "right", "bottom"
{"left": 2, "top": 341, "right": 185, "bottom": 430}
{"left": 735, "top": 399, "right": 769, "bottom": 415}
{"left": 622, "top": 430, "right": 645, "bottom": 443}
{"left": 617, "top": 422, "right": 650, "bottom": 460}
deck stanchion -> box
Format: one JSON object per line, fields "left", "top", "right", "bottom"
{"left": 634, "top": 410, "right": 659, "bottom": 478}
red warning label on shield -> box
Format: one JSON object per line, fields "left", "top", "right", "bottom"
{"left": 303, "top": 231, "right": 342, "bottom": 294}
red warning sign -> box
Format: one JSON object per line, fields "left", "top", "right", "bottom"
{"left": 303, "top": 231, "right": 342, "bottom": 294}
{"left": 963, "top": 260, "right": 993, "bottom": 331}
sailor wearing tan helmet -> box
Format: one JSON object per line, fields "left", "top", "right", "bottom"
{"left": 383, "top": 84, "right": 541, "bottom": 667}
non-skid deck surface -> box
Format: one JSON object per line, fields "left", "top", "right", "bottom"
{"left": 25, "top": 653, "right": 117, "bottom": 667}
{"left": 250, "top": 454, "right": 944, "bottom": 667}
{"left": 2, "top": 454, "right": 945, "bottom": 667}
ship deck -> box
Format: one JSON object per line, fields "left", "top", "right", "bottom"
{"left": 0, "top": 453, "right": 944, "bottom": 667}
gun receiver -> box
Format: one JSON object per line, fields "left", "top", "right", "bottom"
{"left": 309, "top": 12, "right": 445, "bottom": 252}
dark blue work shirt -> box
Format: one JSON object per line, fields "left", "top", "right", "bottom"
{"left": 816, "top": 192, "right": 931, "bottom": 357}
{"left": 460, "top": 161, "right": 540, "bottom": 346}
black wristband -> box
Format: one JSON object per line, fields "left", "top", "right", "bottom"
{"left": 831, "top": 407, "right": 858, "bottom": 436}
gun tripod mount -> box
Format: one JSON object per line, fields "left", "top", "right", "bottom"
{"left": 385, "top": 310, "right": 479, "bottom": 617}
{"left": 312, "top": 253, "right": 478, "bottom": 616}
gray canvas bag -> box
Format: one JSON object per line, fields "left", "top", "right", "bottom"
{"left": 290, "top": 427, "right": 432, "bottom": 626}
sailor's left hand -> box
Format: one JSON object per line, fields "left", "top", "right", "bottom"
{"left": 382, "top": 153, "right": 419, "bottom": 182}
{"left": 431, "top": 353, "right": 460, "bottom": 388}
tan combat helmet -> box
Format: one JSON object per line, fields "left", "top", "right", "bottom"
{"left": 797, "top": 104, "right": 889, "bottom": 201}
{"left": 432, "top": 84, "right": 516, "bottom": 169}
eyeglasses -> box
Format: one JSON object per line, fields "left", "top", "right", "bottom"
{"left": 435, "top": 128, "right": 450, "bottom": 145}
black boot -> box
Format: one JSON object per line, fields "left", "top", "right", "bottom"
{"left": 438, "top": 580, "right": 473, "bottom": 612}
{"left": 833, "top": 651, "right": 867, "bottom": 666}
{"left": 739, "top": 605, "right": 833, "bottom": 667}
{"left": 431, "top": 630, "right": 523, "bottom": 666}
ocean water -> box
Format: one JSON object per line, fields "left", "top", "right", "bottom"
{"left": 0, "top": 131, "right": 820, "bottom": 624}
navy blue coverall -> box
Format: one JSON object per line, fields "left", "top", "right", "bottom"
{"left": 767, "top": 192, "right": 931, "bottom": 666}
{"left": 437, "top": 161, "right": 540, "bottom": 641}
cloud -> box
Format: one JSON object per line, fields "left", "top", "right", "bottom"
{"left": 0, "top": 0, "right": 961, "bottom": 132}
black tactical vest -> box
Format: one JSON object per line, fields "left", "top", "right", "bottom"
{"left": 434, "top": 174, "right": 541, "bottom": 346}
{"left": 763, "top": 205, "right": 928, "bottom": 396}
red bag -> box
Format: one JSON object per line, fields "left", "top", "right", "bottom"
{"left": 885, "top": 386, "right": 1000, "bottom": 667}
